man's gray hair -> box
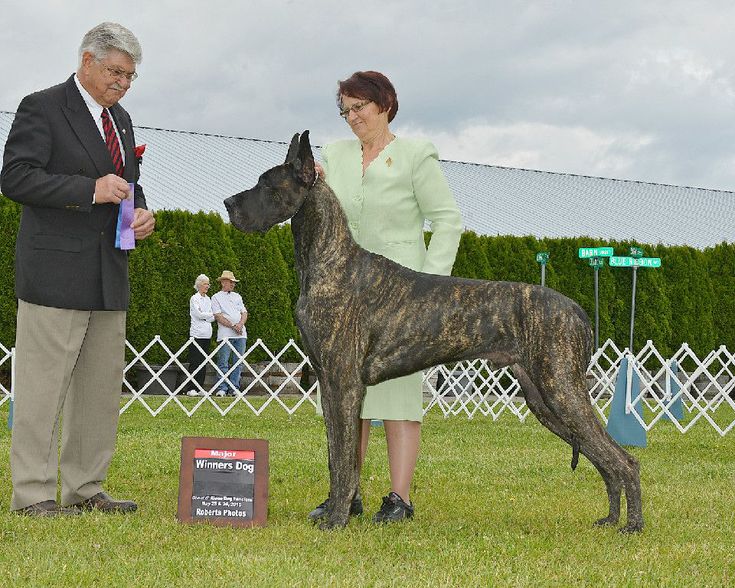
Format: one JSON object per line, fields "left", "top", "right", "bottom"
{"left": 194, "top": 274, "right": 210, "bottom": 291}
{"left": 78, "top": 22, "right": 142, "bottom": 65}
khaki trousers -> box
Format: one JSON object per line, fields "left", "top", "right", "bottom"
{"left": 10, "top": 300, "right": 126, "bottom": 510}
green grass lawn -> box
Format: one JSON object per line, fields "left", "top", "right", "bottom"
{"left": 0, "top": 402, "right": 733, "bottom": 587}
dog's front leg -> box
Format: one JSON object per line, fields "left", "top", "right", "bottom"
{"left": 320, "top": 375, "right": 364, "bottom": 530}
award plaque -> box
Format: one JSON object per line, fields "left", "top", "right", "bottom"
{"left": 177, "top": 437, "right": 268, "bottom": 527}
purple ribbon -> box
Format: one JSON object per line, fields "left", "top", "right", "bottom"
{"left": 115, "top": 183, "right": 136, "bottom": 250}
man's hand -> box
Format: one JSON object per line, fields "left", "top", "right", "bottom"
{"left": 131, "top": 208, "right": 155, "bottom": 240}
{"left": 94, "top": 174, "right": 131, "bottom": 204}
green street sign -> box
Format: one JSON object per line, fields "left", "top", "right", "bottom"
{"left": 578, "top": 247, "right": 613, "bottom": 259}
{"left": 634, "top": 257, "right": 661, "bottom": 268}
{"left": 610, "top": 256, "right": 661, "bottom": 268}
{"left": 610, "top": 256, "right": 634, "bottom": 267}
{"left": 630, "top": 246, "right": 644, "bottom": 259}
{"left": 536, "top": 252, "right": 550, "bottom": 264}
{"left": 588, "top": 257, "right": 605, "bottom": 269}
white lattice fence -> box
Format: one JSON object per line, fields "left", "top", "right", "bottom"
{"left": 586, "top": 339, "right": 735, "bottom": 435}
{"left": 1, "top": 338, "right": 733, "bottom": 435}
{"left": 122, "top": 337, "right": 316, "bottom": 417}
{"left": 0, "top": 342, "right": 12, "bottom": 409}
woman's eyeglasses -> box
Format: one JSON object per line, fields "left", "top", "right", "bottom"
{"left": 339, "top": 100, "right": 371, "bottom": 119}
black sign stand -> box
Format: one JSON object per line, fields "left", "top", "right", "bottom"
{"left": 177, "top": 437, "right": 269, "bottom": 527}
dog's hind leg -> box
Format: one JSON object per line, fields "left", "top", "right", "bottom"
{"left": 514, "top": 365, "right": 629, "bottom": 528}
{"left": 572, "top": 426, "right": 642, "bottom": 533}
{"left": 513, "top": 365, "right": 635, "bottom": 526}
{"left": 513, "top": 366, "right": 622, "bottom": 523}
{"left": 535, "top": 368, "right": 643, "bottom": 533}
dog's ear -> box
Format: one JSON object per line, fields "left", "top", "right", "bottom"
{"left": 293, "top": 130, "right": 315, "bottom": 187}
{"left": 284, "top": 133, "right": 300, "bottom": 164}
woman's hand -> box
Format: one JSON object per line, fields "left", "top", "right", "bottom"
{"left": 314, "top": 162, "right": 325, "bottom": 178}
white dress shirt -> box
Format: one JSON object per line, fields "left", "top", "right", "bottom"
{"left": 73, "top": 74, "right": 125, "bottom": 164}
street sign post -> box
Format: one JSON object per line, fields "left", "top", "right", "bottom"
{"left": 579, "top": 247, "right": 613, "bottom": 350}
{"left": 609, "top": 248, "right": 662, "bottom": 352}
{"left": 536, "top": 251, "right": 549, "bottom": 287}
{"left": 605, "top": 245, "right": 662, "bottom": 448}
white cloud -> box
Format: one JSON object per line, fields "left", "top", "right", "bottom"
{"left": 399, "top": 122, "right": 654, "bottom": 179}
{"left": 2, "top": 0, "right": 735, "bottom": 190}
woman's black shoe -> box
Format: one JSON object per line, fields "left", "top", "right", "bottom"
{"left": 372, "top": 492, "right": 414, "bottom": 523}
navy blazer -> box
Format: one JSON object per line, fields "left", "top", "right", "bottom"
{"left": 1, "top": 75, "right": 148, "bottom": 310}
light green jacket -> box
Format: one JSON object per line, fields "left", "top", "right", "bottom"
{"left": 320, "top": 137, "right": 463, "bottom": 421}
{"left": 321, "top": 137, "right": 462, "bottom": 275}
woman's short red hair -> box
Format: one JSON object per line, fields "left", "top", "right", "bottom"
{"left": 337, "top": 71, "right": 398, "bottom": 122}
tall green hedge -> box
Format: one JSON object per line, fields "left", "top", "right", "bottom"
{"left": 0, "top": 199, "right": 19, "bottom": 347}
{"left": 705, "top": 243, "right": 735, "bottom": 351}
{"left": 0, "top": 196, "right": 732, "bottom": 360}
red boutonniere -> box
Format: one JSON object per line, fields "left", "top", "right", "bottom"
{"left": 134, "top": 144, "right": 146, "bottom": 165}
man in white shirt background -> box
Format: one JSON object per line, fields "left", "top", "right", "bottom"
{"left": 211, "top": 270, "right": 248, "bottom": 397}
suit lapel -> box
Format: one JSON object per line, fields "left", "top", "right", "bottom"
{"left": 60, "top": 75, "right": 114, "bottom": 177}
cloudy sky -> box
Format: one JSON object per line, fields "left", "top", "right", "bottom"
{"left": 2, "top": 0, "right": 734, "bottom": 191}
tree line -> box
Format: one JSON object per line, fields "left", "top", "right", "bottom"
{"left": 0, "top": 199, "right": 732, "bottom": 363}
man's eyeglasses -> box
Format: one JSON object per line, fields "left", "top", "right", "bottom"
{"left": 339, "top": 99, "right": 371, "bottom": 119}
{"left": 100, "top": 63, "right": 138, "bottom": 82}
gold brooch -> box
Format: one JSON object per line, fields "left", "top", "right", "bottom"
{"left": 385, "top": 157, "right": 392, "bottom": 167}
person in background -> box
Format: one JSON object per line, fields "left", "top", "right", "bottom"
{"left": 309, "top": 70, "right": 462, "bottom": 524}
{"left": 0, "top": 22, "right": 155, "bottom": 516}
{"left": 186, "top": 274, "right": 215, "bottom": 397}
{"left": 211, "top": 270, "right": 248, "bottom": 397}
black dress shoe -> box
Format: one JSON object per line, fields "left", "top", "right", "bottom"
{"left": 15, "top": 500, "right": 82, "bottom": 517}
{"left": 72, "top": 492, "right": 138, "bottom": 513}
{"left": 372, "top": 492, "right": 414, "bottom": 523}
{"left": 307, "top": 494, "right": 363, "bottom": 521}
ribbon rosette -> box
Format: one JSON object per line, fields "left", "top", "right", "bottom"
{"left": 134, "top": 144, "right": 146, "bottom": 165}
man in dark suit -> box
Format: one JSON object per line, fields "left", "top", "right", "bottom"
{"left": 1, "top": 22, "right": 155, "bottom": 516}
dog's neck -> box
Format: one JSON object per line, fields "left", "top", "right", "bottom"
{"left": 291, "top": 179, "right": 358, "bottom": 291}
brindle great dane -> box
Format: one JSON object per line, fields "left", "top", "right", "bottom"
{"left": 224, "top": 131, "right": 643, "bottom": 533}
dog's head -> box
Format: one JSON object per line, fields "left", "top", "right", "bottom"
{"left": 224, "top": 131, "right": 316, "bottom": 233}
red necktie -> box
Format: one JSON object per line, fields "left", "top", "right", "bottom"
{"left": 101, "top": 108, "right": 125, "bottom": 177}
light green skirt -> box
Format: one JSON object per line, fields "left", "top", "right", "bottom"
{"left": 316, "top": 372, "right": 423, "bottom": 422}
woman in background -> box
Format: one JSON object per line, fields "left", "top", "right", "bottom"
{"left": 186, "top": 274, "right": 214, "bottom": 396}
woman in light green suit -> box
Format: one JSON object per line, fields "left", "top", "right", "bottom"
{"left": 310, "top": 71, "right": 463, "bottom": 524}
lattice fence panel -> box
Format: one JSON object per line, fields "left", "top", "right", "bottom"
{"left": 2, "top": 338, "right": 732, "bottom": 435}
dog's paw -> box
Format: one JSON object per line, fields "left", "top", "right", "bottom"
{"left": 592, "top": 515, "right": 619, "bottom": 528}
{"left": 618, "top": 520, "right": 644, "bottom": 534}
{"left": 318, "top": 516, "right": 349, "bottom": 531}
